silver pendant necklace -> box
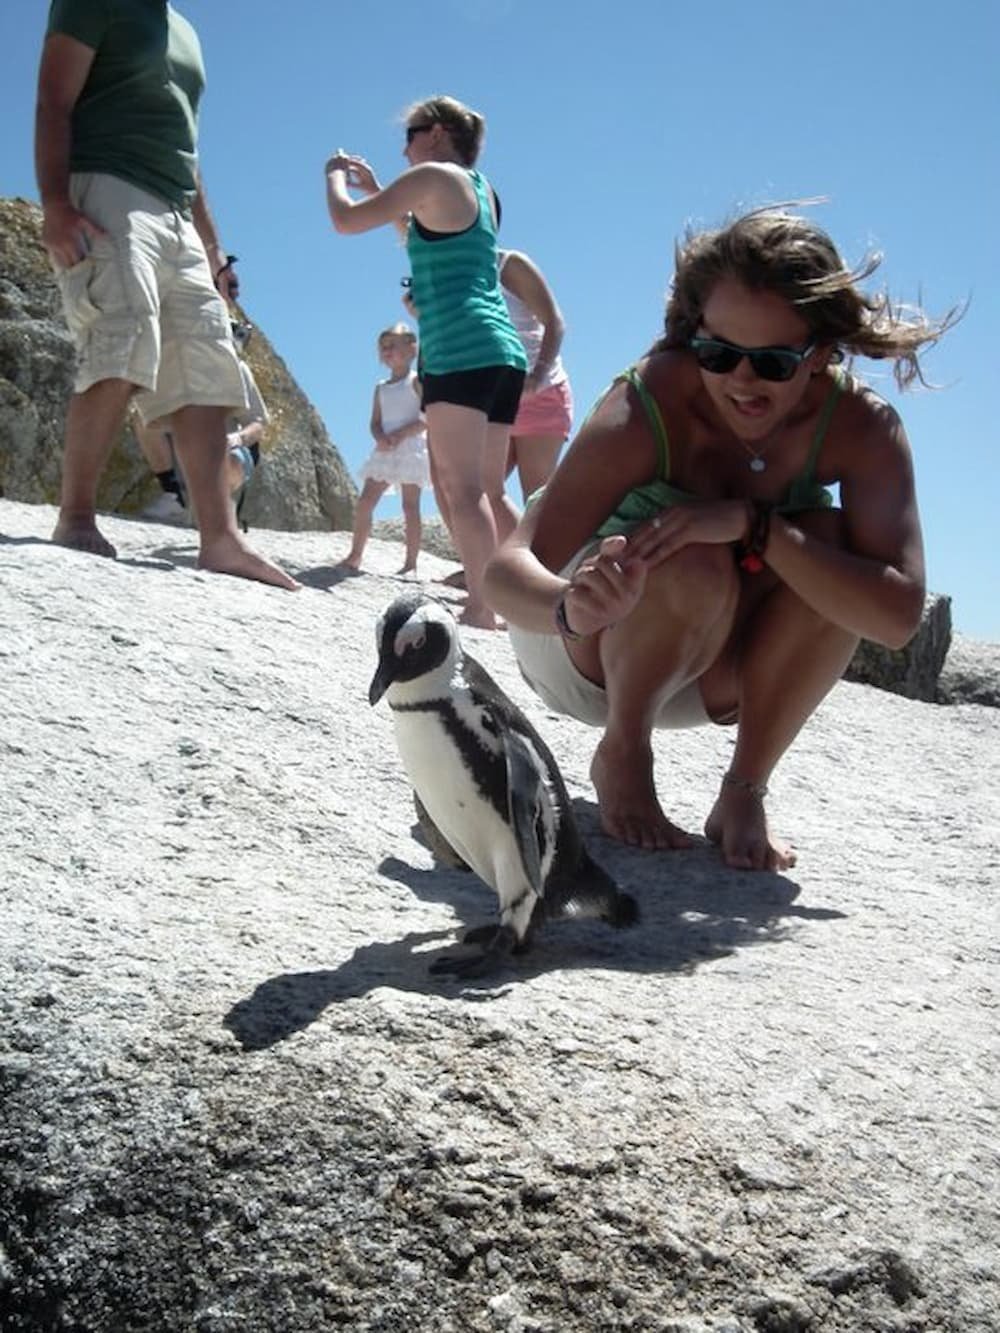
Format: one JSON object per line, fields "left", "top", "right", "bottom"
{"left": 737, "top": 432, "right": 775, "bottom": 473}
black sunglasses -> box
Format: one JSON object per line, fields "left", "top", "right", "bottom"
{"left": 405, "top": 123, "right": 435, "bottom": 144}
{"left": 689, "top": 335, "right": 815, "bottom": 383}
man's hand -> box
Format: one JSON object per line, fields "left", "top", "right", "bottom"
{"left": 41, "top": 200, "right": 105, "bottom": 269}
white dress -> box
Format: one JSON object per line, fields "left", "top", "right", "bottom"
{"left": 359, "top": 371, "right": 430, "bottom": 490}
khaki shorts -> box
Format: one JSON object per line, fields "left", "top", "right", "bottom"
{"left": 507, "top": 539, "right": 710, "bottom": 731}
{"left": 54, "top": 172, "right": 246, "bottom": 425}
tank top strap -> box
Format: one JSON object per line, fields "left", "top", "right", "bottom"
{"left": 801, "top": 367, "right": 846, "bottom": 480}
{"left": 576, "top": 366, "right": 671, "bottom": 479}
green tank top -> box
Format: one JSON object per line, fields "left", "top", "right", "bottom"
{"left": 47, "top": 0, "right": 204, "bottom": 209}
{"left": 406, "top": 170, "right": 528, "bottom": 376}
{"left": 595, "top": 366, "right": 841, "bottom": 539}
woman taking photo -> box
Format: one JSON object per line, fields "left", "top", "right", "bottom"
{"left": 326, "top": 96, "right": 526, "bottom": 629}
{"left": 485, "top": 208, "right": 956, "bottom": 869}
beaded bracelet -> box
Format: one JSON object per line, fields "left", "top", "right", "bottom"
{"left": 554, "top": 592, "right": 583, "bottom": 641}
{"left": 735, "top": 499, "right": 773, "bottom": 574}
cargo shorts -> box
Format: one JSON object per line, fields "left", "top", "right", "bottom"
{"left": 54, "top": 172, "right": 247, "bottom": 425}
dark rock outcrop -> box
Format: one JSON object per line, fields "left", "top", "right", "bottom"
{"left": 936, "top": 633, "right": 1000, "bottom": 707}
{"left": 0, "top": 197, "right": 355, "bottom": 530}
{"left": 844, "top": 593, "right": 952, "bottom": 702}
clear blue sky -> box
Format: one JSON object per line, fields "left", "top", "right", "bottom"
{"left": 3, "top": 1, "right": 997, "bottom": 637}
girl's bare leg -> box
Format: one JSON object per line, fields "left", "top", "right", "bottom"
{"left": 424, "top": 402, "right": 498, "bottom": 629}
{"left": 341, "top": 479, "right": 388, "bottom": 569}
{"left": 400, "top": 483, "right": 422, "bottom": 573}
{"left": 575, "top": 543, "right": 739, "bottom": 849}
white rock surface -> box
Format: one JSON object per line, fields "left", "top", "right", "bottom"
{"left": 1, "top": 498, "right": 997, "bottom": 1332}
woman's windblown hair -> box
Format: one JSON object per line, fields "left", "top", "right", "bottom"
{"left": 661, "top": 206, "right": 962, "bottom": 389}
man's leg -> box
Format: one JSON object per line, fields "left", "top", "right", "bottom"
{"left": 52, "top": 377, "right": 136, "bottom": 557}
{"left": 169, "top": 404, "right": 299, "bottom": 590}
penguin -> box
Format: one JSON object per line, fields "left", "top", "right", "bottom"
{"left": 368, "top": 591, "right": 639, "bottom": 977}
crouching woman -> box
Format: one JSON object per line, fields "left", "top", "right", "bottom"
{"left": 484, "top": 208, "right": 956, "bottom": 870}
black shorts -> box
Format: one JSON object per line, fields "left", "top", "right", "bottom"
{"left": 421, "top": 364, "right": 526, "bottom": 425}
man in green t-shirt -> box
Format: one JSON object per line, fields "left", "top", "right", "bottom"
{"left": 35, "top": 0, "right": 296, "bottom": 589}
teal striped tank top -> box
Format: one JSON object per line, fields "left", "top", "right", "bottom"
{"left": 406, "top": 171, "right": 528, "bottom": 376}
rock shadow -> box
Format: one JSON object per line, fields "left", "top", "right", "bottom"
{"left": 225, "top": 799, "right": 843, "bottom": 1051}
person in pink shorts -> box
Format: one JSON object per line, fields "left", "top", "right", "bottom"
{"left": 499, "top": 249, "right": 574, "bottom": 502}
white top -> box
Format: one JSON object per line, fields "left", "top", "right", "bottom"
{"left": 377, "top": 370, "right": 424, "bottom": 437}
{"left": 499, "top": 253, "right": 566, "bottom": 390}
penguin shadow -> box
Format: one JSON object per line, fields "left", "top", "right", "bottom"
{"left": 382, "top": 796, "right": 844, "bottom": 983}
{"left": 223, "top": 804, "right": 844, "bottom": 1052}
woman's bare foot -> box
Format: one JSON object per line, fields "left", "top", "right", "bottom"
{"left": 397, "top": 562, "right": 418, "bottom": 576}
{"left": 52, "top": 516, "right": 116, "bottom": 559}
{"left": 704, "top": 777, "right": 796, "bottom": 871}
{"left": 198, "top": 532, "right": 300, "bottom": 590}
{"left": 590, "top": 735, "right": 692, "bottom": 850}
{"left": 338, "top": 553, "right": 362, "bottom": 570}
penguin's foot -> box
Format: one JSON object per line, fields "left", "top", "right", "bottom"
{"left": 429, "top": 924, "right": 520, "bottom": 977}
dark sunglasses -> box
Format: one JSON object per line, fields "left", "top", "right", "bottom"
{"left": 689, "top": 335, "right": 815, "bottom": 383}
{"left": 405, "top": 123, "right": 434, "bottom": 144}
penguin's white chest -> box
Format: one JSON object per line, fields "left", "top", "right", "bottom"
{"left": 390, "top": 703, "right": 520, "bottom": 891}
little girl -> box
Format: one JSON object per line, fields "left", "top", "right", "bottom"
{"left": 340, "top": 323, "right": 429, "bottom": 573}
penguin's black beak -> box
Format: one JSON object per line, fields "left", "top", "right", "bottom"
{"left": 368, "top": 652, "right": 395, "bottom": 706}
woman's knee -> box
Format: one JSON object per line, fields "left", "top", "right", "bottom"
{"left": 645, "top": 542, "right": 740, "bottom": 618}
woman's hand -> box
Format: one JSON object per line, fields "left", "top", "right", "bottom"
{"left": 325, "top": 151, "right": 379, "bottom": 194}
{"left": 626, "top": 499, "right": 749, "bottom": 567}
{"left": 561, "top": 536, "right": 646, "bottom": 638}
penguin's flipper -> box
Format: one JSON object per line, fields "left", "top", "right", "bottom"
{"left": 429, "top": 924, "right": 518, "bottom": 978}
{"left": 502, "top": 730, "right": 546, "bottom": 896}
{"left": 412, "top": 792, "right": 470, "bottom": 871}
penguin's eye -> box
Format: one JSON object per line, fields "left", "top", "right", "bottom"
{"left": 396, "top": 625, "right": 426, "bottom": 656}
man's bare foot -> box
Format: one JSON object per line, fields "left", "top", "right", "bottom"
{"left": 198, "top": 532, "right": 300, "bottom": 590}
{"left": 397, "top": 563, "right": 418, "bottom": 576}
{"left": 704, "top": 777, "right": 796, "bottom": 871}
{"left": 52, "top": 516, "right": 117, "bottom": 559}
{"left": 590, "top": 735, "right": 692, "bottom": 850}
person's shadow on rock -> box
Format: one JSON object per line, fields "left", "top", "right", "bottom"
{"left": 224, "top": 798, "right": 844, "bottom": 1051}
{"left": 293, "top": 564, "right": 366, "bottom": 590}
